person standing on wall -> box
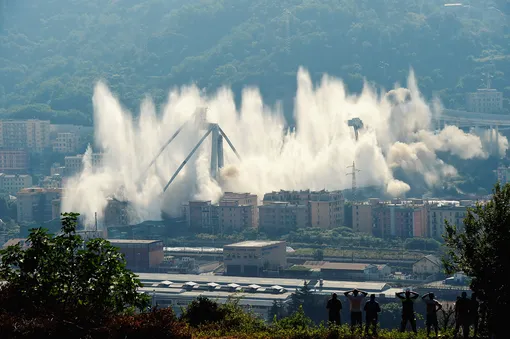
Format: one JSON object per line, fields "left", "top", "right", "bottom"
{"left": 364, "top": 294, "right": 381, "bottom": 336}
{"left": 326, "top": 293, "right": 342, "bottom": 326}
{"left": 396, "top": 289, "right": 419, "bottom": 334}
{"left": 344, "top": 288, "right": 368, "bottom": 333}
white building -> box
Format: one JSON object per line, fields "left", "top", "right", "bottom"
{"left": 466, "top": 89, "right": 503, "bottom": 113}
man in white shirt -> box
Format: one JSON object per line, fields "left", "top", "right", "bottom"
{"left": 344, "top": 288, "right": 368, "bottom": 333}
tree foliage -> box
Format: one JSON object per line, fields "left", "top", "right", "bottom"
{"left": 443, "top": 182, "right": 510, "bottom": 338}
{"left": 0, "top": 212, "right": 149, "bottom": 321}
{"left": 1, "top": 0, "right": 509, "bottom": 125}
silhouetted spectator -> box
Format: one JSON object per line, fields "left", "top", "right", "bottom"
{"left": 422, "top": 292, "right": 442, "bottom": 337}
{"left": 344, "top": 288, "right": 368, "bottom": 333}
{"left": 454, "top": 291, "right": 471, "bottom": 339}
{"left": 326, "top": 293, "right": 342, "bottom": 325}
{"left": 471, "top": 292, "right": 480, "bottom": 338}
{"left": 396, "top": 289, "right": 419, "bottom": 333}
{"left": 364, "top": 294, "right": 381, "bottom": 336}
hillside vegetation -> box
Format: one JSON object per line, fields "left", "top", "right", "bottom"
{"left": 1, "top": 0, "right": 509, "bottom": 125}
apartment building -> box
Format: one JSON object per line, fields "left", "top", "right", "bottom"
{"left": 0, "top": 119, "right": 51, "bottom": 152}
{"left": 223, "top": 240, "right": 287, "bottom": 276}
{"left": 258, "top": 202, "right": 309, "bottom": 233}
{"left": 16, "top": 188, "right": 63, "bottom": 223}
{"left": 262, "top": 190, "right": 344, "bottom": 230}
{"left": 428, "top": 203, "right": 469, "bottom": 239}
{"left": 218, "top": 192, "right": 258, "bottom": 231}
{"left": 52, "top": 132, "right": 79, "bottom": 154}
{"left": 0, "top": 173, "right": 32, "bottom": 194}
{"left": 184, "top": 201, "right": 219, "bottom": 233}
{"left": 64, "top": 152, "right": 103, "bottom": 176}
{"left": 0, "top": 149, "right": 29, "bottom": 173}
{"left": 104, "top": 198, "right": 131, "bottom": 227}
{"left": 309, "top": 190, "right": 344, "bottom": 229}
{"left": 352, "top": 203, "right": 374, "bottom": 234}
{"left": 466, "top": 89, "right": 503, "bottom": 113}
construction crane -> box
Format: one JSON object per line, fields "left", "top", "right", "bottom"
{"left": 348, "top": 118, "right": 364, "bottom": 141}
{"left": 346, "top": 161, "right": 361, "bottom": 202}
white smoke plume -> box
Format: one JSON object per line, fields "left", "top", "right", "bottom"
{"left": 61, "top": 67, "right": 507, "bottom": 227}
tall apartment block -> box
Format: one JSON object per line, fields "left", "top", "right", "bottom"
{"left": 261, "top": 190, "right": 345, "bottom": 230}
{"left": 0, "top": 119, "right": 51, "bottom": 153}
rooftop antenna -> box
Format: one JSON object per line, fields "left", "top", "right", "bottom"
{"left": 346, "top": 161, "right": 361, "bottom": 202}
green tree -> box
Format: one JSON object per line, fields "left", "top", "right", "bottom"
{"left": 0, "top": 212, "right": 149, "bottom": 321}
{"left": 313, "top": 248, "right": 324, "bottom": 261}
{"left": 443, "top": 183, "right": 510, "bottom": 338}
{"left": 268, "top": 300, "right": 286, "bottom": 323}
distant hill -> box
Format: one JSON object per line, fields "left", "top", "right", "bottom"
{"left": 0, "top": 0, "right": 509, "bottom": 124}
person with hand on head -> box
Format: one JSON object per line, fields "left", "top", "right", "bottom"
{"left": 364, "top": 294, "right": 381, "bottom": 336}
{"left": 344, "top": 288, "right": 368, "bottom": 333}
{"left": 422, "top": 292, "right": 442, "bottom": 338}
{"left": 396, "top": 289, "right": 419, "bottom": 334}
{"left": 326, "top": 293, "right": 342, "bottom": 326}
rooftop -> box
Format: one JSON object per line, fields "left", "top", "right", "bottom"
{"left": 224, "top": 241, "right": 284, "bottom": 248}
{"left": 135, "top": 273, "right": 391, "bottom": 293}
{"left": 108, "top": 239, "right": 162, "bottom": 244}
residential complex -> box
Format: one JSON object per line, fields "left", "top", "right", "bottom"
{"left": 183, "top": 192, "right": 258, "bottom": 233}
{"left": 351, "top": 198, "right": 473, "bottom": 239}
{"left": 52, "top": 132, "right": 79, "bottom": 154}
{"left": 64, "top": 152, "right": 103, "bottom": 176}
{"left": 16, "top": 188, "right": 63, "bottom": 223}
{"left": 0, "top": 149, "right": 29, "bottom": 173}
{"left": 0, "top": 173, "right": 32, "bottom": 195}
{"left": 0, "top": 119, "right": 51, "bottom": 152}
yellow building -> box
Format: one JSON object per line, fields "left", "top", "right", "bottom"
{"left": 218, "top": 192, "right": 258, "bottom": 230}
{"left": 0, "top": 173, "right": 33, "bottom": 195}
{"left": 223, "top": 240, "right": 287, "bottom": 276}
{"left": 309, "top": 191, "right": 344, "bottom": 229}
{"left": 0, "top": 119, "right": 51, "bottom": 152}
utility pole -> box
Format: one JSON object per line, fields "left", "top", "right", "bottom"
{"left": 346, "top": 161, "right": 361, "bottom": 202}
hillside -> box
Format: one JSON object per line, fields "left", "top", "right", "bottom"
{"left": 0, "top": 0, "right": 509, "bottom": 125}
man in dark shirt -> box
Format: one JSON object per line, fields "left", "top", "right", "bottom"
{"left": 326, "top": 293, "right": 342, "bottom": 326}
{"left": 396, "top": 289, "right": 419, "bottom": 333}
{"left": 454, "top": 291, "right": 471, "bottom": 339}
{"left": 471, "top": 292, "right": 480, "bottom": 338}
{"left": 364, "top": 294, "right": 381, "bottom": 336}
{"left": 422, "top": 292, "right": 442, "bottom": 337}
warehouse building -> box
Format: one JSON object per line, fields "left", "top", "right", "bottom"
{"left": 223, "top": 240, "right": 287, "bottom": 276}
{"left": 108, "top": 239, "right": 164, "bottom": 271}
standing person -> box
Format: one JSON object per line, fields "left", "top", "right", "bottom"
{"left": 396, "top": 289, "right": 419, "bottom": 333}
{"left": 422, "top": 292, "right": 442, "bottom": 337}
{"left": 454, "top": 291, "right": 471, "bottom": 339}
{"left": 344, "top": 288, "right": 368, "bottom": 333}
{"left": 326, "top": 293, "right": 342, "bottom": 326}
{"left": 364, "top": 294, "right": 381, "bottom": 336}
{"left": 471, "top": 292, "right": 480, "bottom": 338}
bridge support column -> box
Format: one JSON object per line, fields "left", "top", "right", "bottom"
{"left": 210, "top": 124, "right": 220, "bottom": 181}
{"left": 489, "top": 125, "right": 494, "bottom": 156}
{"left": 496, "top": 124, "right": 500, "bottom": 157}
